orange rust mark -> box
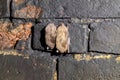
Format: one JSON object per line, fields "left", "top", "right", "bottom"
{"left": 11, "top": 22, "right": 32, "bottom": 40}
{"left": 0, "top": 22, "right": 32, "bottom": 49}
{"left": 14, "top": 0, "right": 25, "bottom": 6}
{"left": 14, "top": 4, "right": 42, "bottom": 18}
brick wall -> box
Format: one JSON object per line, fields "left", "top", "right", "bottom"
{"left": 0, "top": 0, "right": 120, "bottom": 80}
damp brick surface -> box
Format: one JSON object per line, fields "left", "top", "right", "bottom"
{"left": 0, "top": 0, "right": 120, "bottom": 80}
{"left": 89, "top": 19, "right": 120, "bottom": 54}
{"left": 58, "top": 55, "right": 120, "bottom": 80}
{"left": 0, "top": 53, "right": 56, "bottom": 80}
{"left": 0, "top": 0, "right": 10, "bottom": 17}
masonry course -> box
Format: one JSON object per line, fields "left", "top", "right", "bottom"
{"left": 0, "top": 0, "right": 120, "bottom": 80}
{"left": 0, "top": 53, "right": 56, "bottom": 80}
{"left": 10, "top": 0, "right": 120, "bottom": 18}
{"left": 59, "top": 54, "right": 120, "bottom": 80}
{"left": 32, "top": 19, "right": 88, "bottom": 53}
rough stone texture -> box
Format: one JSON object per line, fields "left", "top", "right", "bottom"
{"left": 33, "top": 19, "right": 88, "bottom": 53}
{"left": 59, "top": 56, "right": 120, "bottom": 80}
{"left": 53, "top": 0, "right": 120, "bottom": 18}
{"left": 0, "top": 0, "right": 10, "bottom": 17}
{"left": 37, "top": 0, "right": 120, "bottom": 18}
{"left": 69, "top": 23, "right": 88, "bottom": 53}
{"left": 12, "top": 0, "right": 42, "bottom": 18}
{"left": 90, "top": 20, "right": 120, "bottom": 54}
{"left": 0, "top": 54, "right": 56, "bottom": 80}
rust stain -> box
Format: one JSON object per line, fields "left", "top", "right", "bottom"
{"left": 11, "top": 22, "right": 32, "bottom": 40}
{"left": 14, "top": 0, "right": 25, "bottom": 6}
{"left": 74, "top": 54, "right": 112, "bottom": 61}
{"left": 45, "top": 23, "right": 56, "bottom": 49}
{"left": 56, "top": 23, "right": 69, "bottom": 53}
{"left": 14, "top": 4, "right": 42, "bottom": 18}
{"left": 0, "top": 22, "right": 32, "bottom": 49}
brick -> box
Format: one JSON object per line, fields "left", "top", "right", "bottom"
{"left": 0, "top": 54, "right": 56, "bottom": 80}
{"left": 69, "top": 23, "right": 88, "bottom": 53}
{"left": 12, "top": 0, "right": 42, "bottom": 19}
{"left": 89, "top": 20, "right": 120, "bottom": 54}
{"left": 38, "top": 0, "right": 120, "bottom": 18}
{"left": 0, "top": 0, "right": 10, "bottom": 17}
{"left": 32, "top": 19, "right": 88, "bottom": 53}
{"left": 58, "top": 54, "right": 120, "bottom": 80}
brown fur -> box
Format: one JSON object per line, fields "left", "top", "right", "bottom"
{"left": 56, "top": 23, "right": 69, "bottom": 53}
{"left": 45, "top": 23, "right": 56, "bottom": 49}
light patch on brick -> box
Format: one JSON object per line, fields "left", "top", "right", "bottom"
{"left": 71, "top": 18, "right": 81, "bottom": 23}
{"left": 0, "top": 50, "right": 22, "bottom": 56}
{"left": 74, "top": 54, "right": 112, "bottom": 61}
{"left": 115, "top": 56, "right": 120, "bottom": 63}
{"left": 53, "top": 71, "right": 57, "bottom": 80}
{"left": 74, "top": 54, "right": 83, "bottom": 61}
{"left": 0, "top": 50, "right": 30, "bottom": 59}
{"left": 81, "top": 18, "right": 93, "bottom": 23}
{"left": 93, "top": 55, "right": 111, "bottom": 59}
{"left": 94, "top": 19, "right": 103, "bottom": 23}
{"left": 14, "top": 4, "right": 42, "bottom": 18}
{"left": 23, "top": 55, "right": 30, "bottom": 59}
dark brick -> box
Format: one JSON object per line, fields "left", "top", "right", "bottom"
{"left": 59, "top": 55, "right": 120, "bottom": 80}
{"left": 89, "top": 20, "right": 120, "bottom": 54}
{"left": 0, "top": 54, "right": 56, "bottom": 80}
{"left": 0, "top": 0, "right": 10, "bottom": 17}
{"left": 12, "top": 0, "right": 120, "bottom": 18}
{"left": 69, "top": 24, "right": 88, "bottom": 53}
{"left": 38, "top": 0, "right": 120, "bottom": 18}
{"left": 32, "top": 19, "right": 88, "bottom": 53}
